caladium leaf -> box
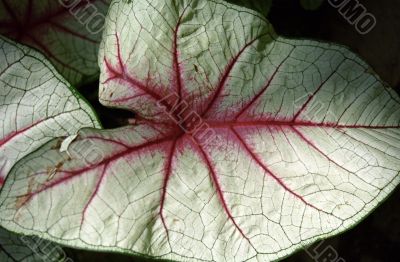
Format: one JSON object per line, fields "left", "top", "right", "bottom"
{"left": 0, "top": 35, "right": 101, "bottom": 188}
{"left": 0, "top": 227, "right": 70, "bottom": 262}
{"left": 1, "top": 0, "right": 400, "bottom": 261}
{"left": 0, "top": 0, "right": 109, "bottom": 86}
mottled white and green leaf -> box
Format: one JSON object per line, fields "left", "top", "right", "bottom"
{"left": 0, "top": 35, "right": 100, "bottom": 187}
{"left": 0, "top": 1, "right": 399, "bottom": 262}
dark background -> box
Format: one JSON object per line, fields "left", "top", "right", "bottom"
{"left": 67, "top": 0, "right": 400, "bottom": 261}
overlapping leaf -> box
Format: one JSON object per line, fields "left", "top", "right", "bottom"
{"left": 0, "top": 227, "right": 69, "bottom": 262}
{"left": 0, "top": 35, "right": 100, "bottom": 188}
{"left": 0, "top": 1, "right": 399, "bottom": 261}
{"left": 0, "top": 0, "right": 109, "bottom": 86}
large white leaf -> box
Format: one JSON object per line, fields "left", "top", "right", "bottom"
{"left": 0, "top": 35, "right": 100, "bottom": 187}
{"left": 0, "top": 1, "right": 399, "bottom": 261}
{"left": 0, "top": 0, "right": 109, "bottom": 86}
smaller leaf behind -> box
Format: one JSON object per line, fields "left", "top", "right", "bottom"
{"left": 0, "top": 35, "right": 101, "bottom": 189}
{"left": 0, "top": 0, "right": 110, "bottom": 86}
{"left": 0, "top": 226, "right": 69, "bottom": 262}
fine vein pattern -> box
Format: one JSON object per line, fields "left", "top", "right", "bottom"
{"left": 0, "top": 1, "right": 399, "bottom": 262}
